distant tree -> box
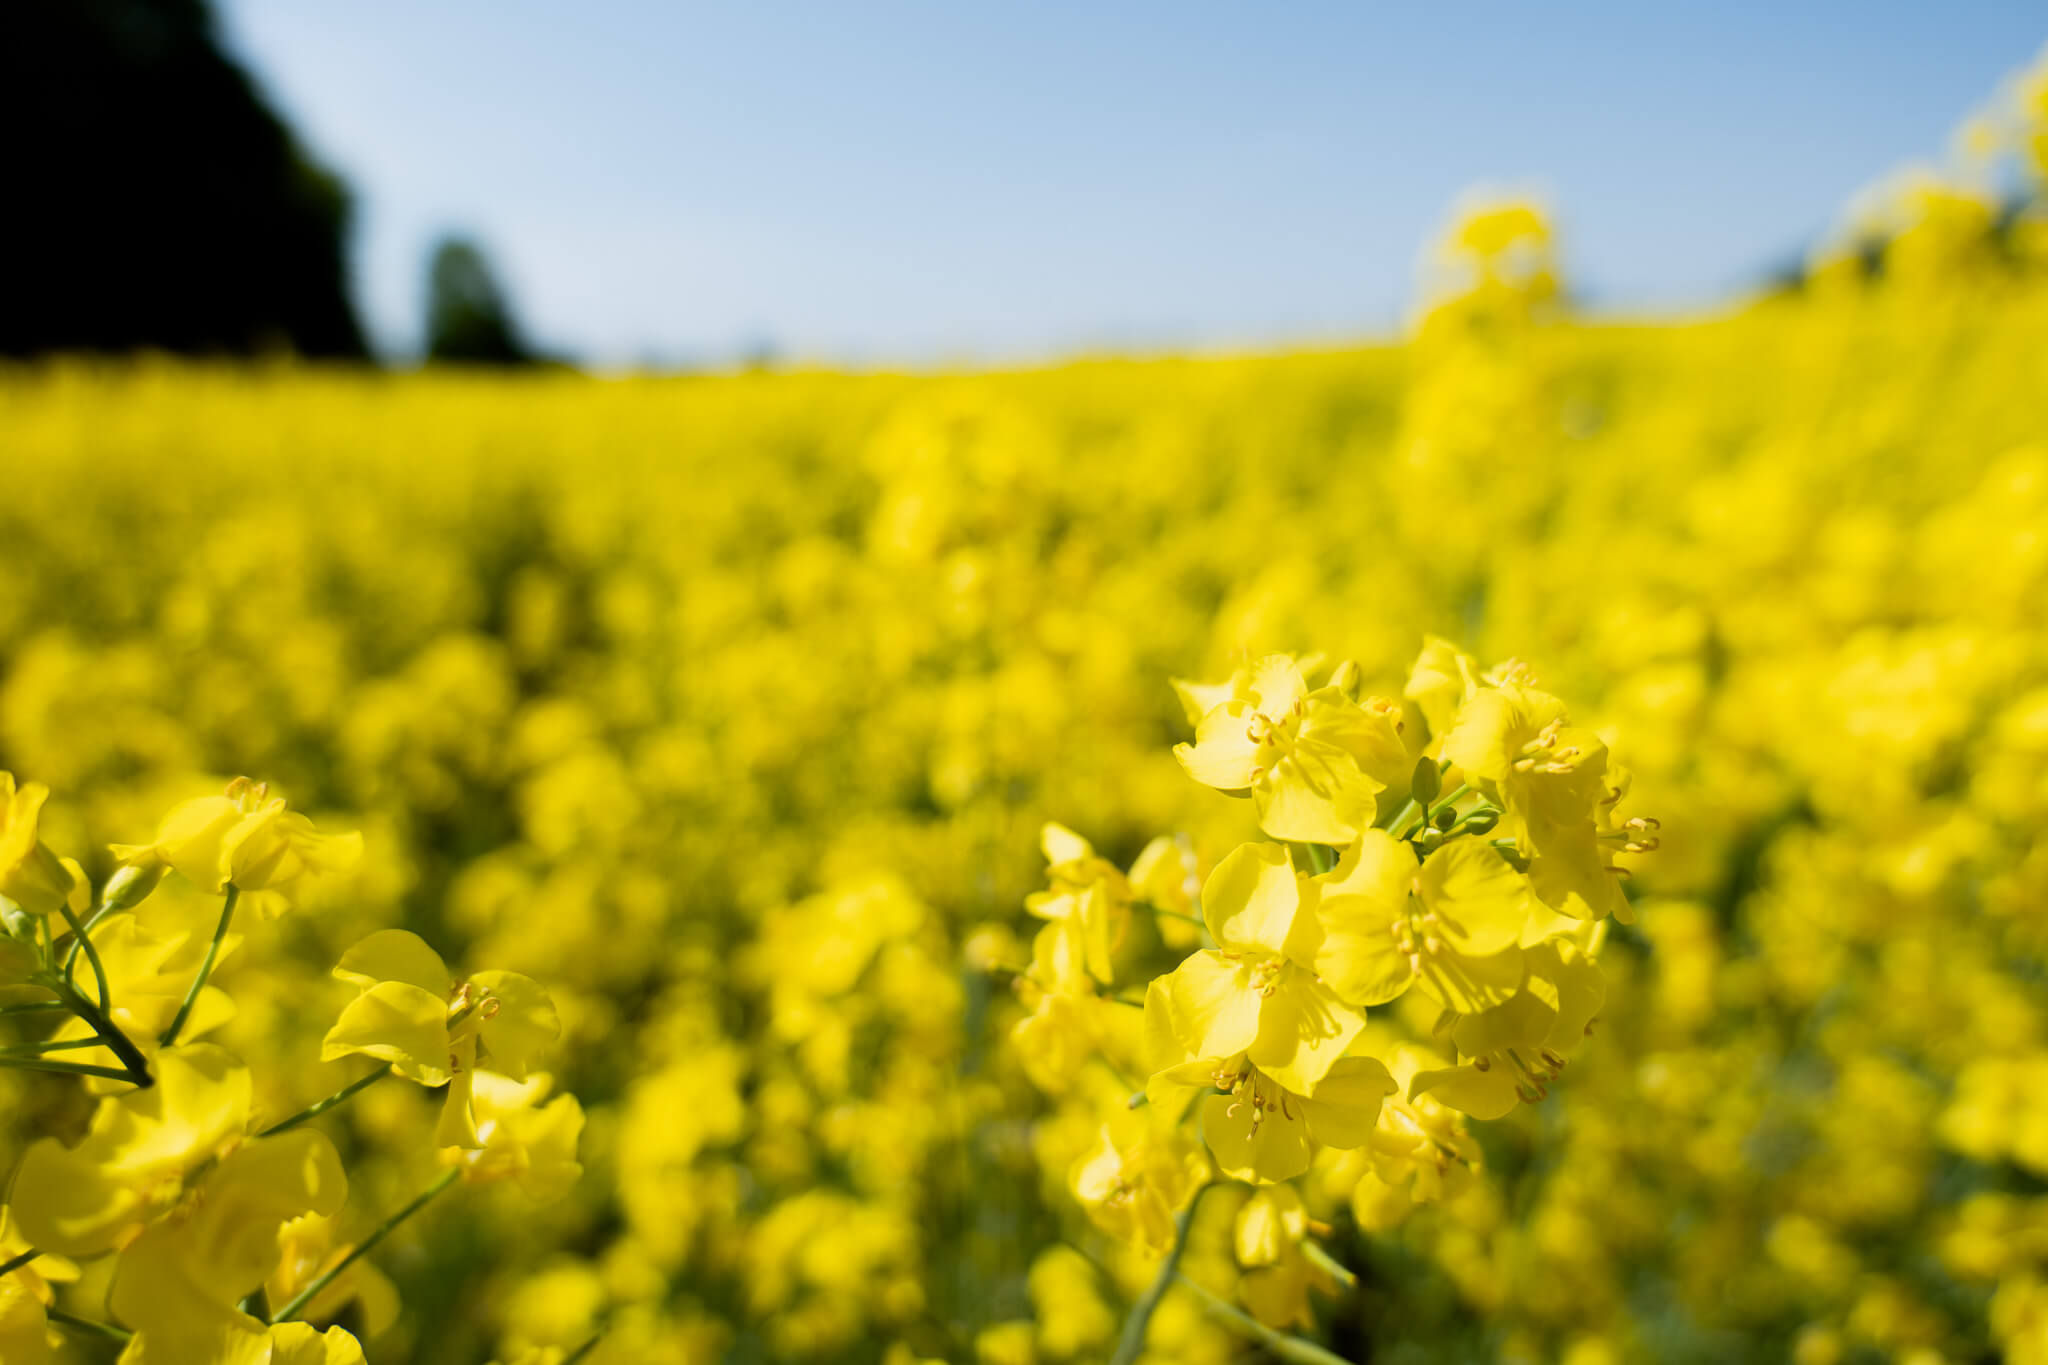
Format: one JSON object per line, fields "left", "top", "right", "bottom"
{"left": 424, "top": 237, "right": 535, "bottom": 365}
{"left": 0, "top": 0, "right": 368, "bottom": 358}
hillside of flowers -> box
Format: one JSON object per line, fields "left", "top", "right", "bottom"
{"left": 3, "top": 46, "right": 2048, "bottom": 1365}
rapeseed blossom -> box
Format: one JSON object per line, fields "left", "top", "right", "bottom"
{"left": 4, "top": 41, "right": 2048, "bottom": 1359}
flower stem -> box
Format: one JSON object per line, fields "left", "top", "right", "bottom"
{"left": 1109, "top": 1181, "right": 1214, "bottom": 1365}
{"left": 160, "top": 885, "right": 237, "bottom": 1047}
{"left": 0, "top": 1001, "right": 68, "bottom": 1017}
{"left": 1176, "top": 1273, "right": 1357, "bottom": 1365}
{"left": 0, "top": 1054, "right": 145, "bottom": 1083}
{"left": 1397, "top": 784, "right": 1472, "bottom": 839}
{"left": 562, "top": 1332, "right": 605, "bottom": 1365}
{"left": 60, "top": 900, "right": 113, "bottom": 977}
{"left": 259, "top": 1067, "right": 391, "bottom": 1137}
{"left": 45, "top": 1307, "right": 132, "bottom": 1343}
{"left": 273, "top": 1166, "right": 460, "bottom": 1323}
{"left": 0, "top": 1037, "right": 106, "bottom": 1056}
{"left": 56, "top": 901, "right": 114, "bottom": 1013}
{"left": 1300, "top": 1239, "right": 1358, "bottom": 1289}
{"left": 1375, "top": 796, "right": 1418, "bottom": 833}
{"left": 0, "top": 1248, "right": 39, "bottom": 1277}
{"left": 37, "top": 971, "right": 153, "bottom": 1086}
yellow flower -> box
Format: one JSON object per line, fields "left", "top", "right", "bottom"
{"left": 1364, "top": 1044, "right": 1483, "bottom": 1204}
{"left": 1404, "top": 636, "right": 1482, "bottom": 743}
{"left": 10, "top": 1045, "right": 253, "bottom": 1257}
{"left": 1440, "top": 683, "right": 1628, "bottom": 921}
{"left": 0, "top": 1207, "right": 79, "bottom": 1299}
{"left": 1148, "top": 1043, "right": 1394, "bottom": 1185}
{"left": 1174, "top": 655, "right": 1407, "bottom": 845}
{"left": 266, "top": 1325, "right": 370, "bottom": 1365}
{"left": 264, "top": 1214, "right": 401, "bottom": 1339}
{"left": 0, "top": 1278, "right": 53, "bottom": 1365}
{"left": 1312, "top": 829, "right": 1532, "bottom": 1013}
{"left": 320, "top": 929, "right": 559, "bottom": 1148}
{"left": 1126, "top": 834, "right": 1199, "bottom": 919}
{"left": 444, "top": 1071, "right": 585, "bottom": 1202}
{"left": 46, "top": 912, "right": 238, "bottom": 1089}
{"left": 1023, "top": 823, "right": 1133, "bottom": 985}
{"left": 0, "top": 772, "right": 81, "bottom": 917}
{"left": 0, "top": 1207, "right": 77, "bottom": 1365}
{"left": 1009, "top": 990, "right": 1110, "bottom": 1096}
{"left": 1068, "top": 1111, "right": 1210, "bottom": 1253}
{"left": 1151, "top": 842, "right": 1367, "bottom": 1097}
{"left": 1234, "top": 1185, "right": 1337, "bottom": 1331}
{"left": 112, "top": 778, "right": 362, "bottom": 919}
{"left": 1408, "top": 938, "right": 1605, "bottom": 1118}
{"left": 115, "top": 1322, "right": 366, "bottom": 1365}
{"left": 107, "top": 1131, "right": 347, "bottom": 1363}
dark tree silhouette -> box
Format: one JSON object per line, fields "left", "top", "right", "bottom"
{"left": 0, "top": 0, "right": 368, "bottom": 358}
{"left": 424, "top": 237, "right": 534, "bottom": 365}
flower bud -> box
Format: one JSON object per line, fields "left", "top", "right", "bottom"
{"left": 1456, "top": 807, "right": 1502, "bottom": 837}
{"left": 1409, "top": 756, "right": 1441, "bottom": 807}
{"left": 100, "top": 860, "right": 166, "bottom": 913}
{"left": 1328, "top": 660, "right": 1363, "bottom": 701}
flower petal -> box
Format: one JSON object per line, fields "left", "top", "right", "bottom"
{"left": 1201, "top": 842, "right": 1315, "bottom": 960}
{"left": 320, "top": 981, "right": 452, "bottom": 1085}
{"left": 332, "top": 930, "right": 450, "bottom": 994}
{"left": 1161, "top": 951, "right": 1262, "bottom": 1061}
{"left": 1174, "top": 700, "right": 1262, "bottom": 791}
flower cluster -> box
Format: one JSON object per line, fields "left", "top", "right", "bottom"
{"left": 0, "top": 778, "right": 586, "bottom": 1364}
{"left": 3, "top": 39, "right": 2048, "bottom": 1365}
{"left": 1004, "top": 643, "right": 1651, "bottom": 1355}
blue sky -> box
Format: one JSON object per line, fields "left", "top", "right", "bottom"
{"left": 217, "top": 2, "right": 2046, "bottom": 367}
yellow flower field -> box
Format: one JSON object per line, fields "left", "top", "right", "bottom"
{"left": 5, "top": 52, "right": 2048, "bottom": 1365}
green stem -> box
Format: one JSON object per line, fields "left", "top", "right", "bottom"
{"left": 0, "top": 1001, "right": 68, "bottom": 1017}
{"left": 562, "top": 1333, "right": 605, "bottom": 1365}
{"left": 0, "top": 1038, "right": 107, "bottom": 1056}
{"left": 160, "top": 885, "right": 237, "bottom": 1047}
{"left": 1176, "top": 1273, "right": 1356, "bottom": 1365}
{"left": 45, "top": 1307, "right": 132, "bottom": 1343}
{"left": 1301, "top": 1239, "right": 1358, "bottom": 1289}
{"left": 1303, "top": 842, "right": 1336, "bottom": 875}
{"left": 1393, "top": 782, "right": 1473, "bottom": 840}
{"left": 1375, "top": 797, "right": 1417, "bottom": 834}
{"left": 1109, "top": 1181, "right": 1214, "bottom": 1365}
{"left": 39, "top": 973, "right": 153, "bottom": 1086}
{"left": 259, "top": 1067, "right": 391, "bottom": 1137}
{"left": 0, "top": 1055, "right": 146, "bottom": 1083}
{"left": 60, "top": 901, "right": 113, "bottom": 976}
{"left": 273, "top": 1167, "right": 460, "bottom": 1323}
{"left": 56, "top": 901, "right": 112, "bottom": 1017}
{"left": 1142, "top": 904, "right": 1207, "bottom": 929}
{"left": 0, "top": 1248, "right": 39, "bottom": 1277}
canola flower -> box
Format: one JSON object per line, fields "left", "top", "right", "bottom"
{"left": 1014, "top": 642, "right": 1653, "bottom": 1360}
{"left": 0, "top": 781, "right": 585, "bottom": 1363}
{"left": 5, "top": 38, "right": 2048, "bottom": 1364}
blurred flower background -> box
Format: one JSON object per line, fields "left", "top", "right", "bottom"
{"left": 6, "top": 4, "right": 2048, "bottom": 1363}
